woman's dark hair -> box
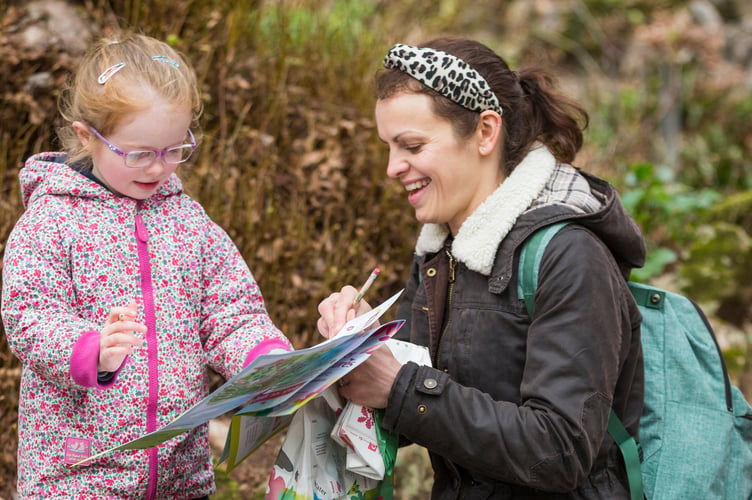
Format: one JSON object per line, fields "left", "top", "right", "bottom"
{"left": 375, "top": 36, "right": 589, "bottom": 175}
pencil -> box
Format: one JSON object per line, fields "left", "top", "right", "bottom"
{"left": 352, "top": 268, "right": 380, "bottom": 307}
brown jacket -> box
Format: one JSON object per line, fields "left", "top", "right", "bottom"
{"left": 383, "top": 170, "right": 646, "bottom": 499}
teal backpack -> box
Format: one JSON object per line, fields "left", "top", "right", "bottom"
{"left": 518, "top": 222, "right": 752, "bottom": 500}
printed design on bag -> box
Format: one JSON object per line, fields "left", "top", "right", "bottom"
{"left": 328, "top": 479, "right": 344, "bottom": 496}
{"left": 277, "top": 450, "right": 294, "bottom": 472}
{"left": 318, "top": 454, "right": 349, "bottom": 498}
{"left": 340, "top": 433, "right": 355, "bottom": 451}
{"left": 357, "top": 406, "right": 374, "bottom": 429}
{"left": 265, "top": 468, "right": 286, "bottom": 499}
{"left": 63, "top": 437, "right": 92, "bottom": 466}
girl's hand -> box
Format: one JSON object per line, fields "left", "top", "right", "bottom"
{"left": 316, "top": 285, "right": 373, "bottom": 339}
{"left": 98, "top": 301, "right": 146, "bottom": 373}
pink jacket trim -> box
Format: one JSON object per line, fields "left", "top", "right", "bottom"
{"left": 243, "top": 338, "right": 293, "bottom": 367}
{"left": 71, "top": 330, "right": 123, "bottom": 388}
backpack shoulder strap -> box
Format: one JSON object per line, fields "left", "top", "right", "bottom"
{"left": 517, "top": 222, "right": 644, "bottom": 500}
{"left": 608, "top": 411, "right": 644, "bottom": 500}
{"left": 517, "top": 222, "right": 568, "bottom": 317}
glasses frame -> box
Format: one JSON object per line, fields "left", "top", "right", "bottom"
{"left": 86, "top": 124, "right": 196, "bottom": 168}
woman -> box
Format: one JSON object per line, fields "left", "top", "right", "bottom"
{"left": 317, "top": 36, "right": 645, "bottom": 499}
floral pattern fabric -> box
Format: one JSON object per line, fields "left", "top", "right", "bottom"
{"left": 2, "top": 152, "right": 291, "bottom": 498}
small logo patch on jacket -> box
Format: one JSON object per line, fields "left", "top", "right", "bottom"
{"left": 64, "top": 437, "right": 91, "bottom": 465}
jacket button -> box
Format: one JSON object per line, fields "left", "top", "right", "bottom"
{"left": 417, "top": 404, "right": 427, "bottom": 414}
{"left": 426, "top": 267, "right": 437, "bottom": 277}
{"left": 423, "top": 378, "right": 437, "bottom": 389}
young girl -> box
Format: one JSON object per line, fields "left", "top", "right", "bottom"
{"left": 1, "top": 33, "right": 292, "bottom": 499}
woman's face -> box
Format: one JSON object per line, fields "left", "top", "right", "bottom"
{"left": 75, "top": 93, "right": 193, "bottom": 200}
{"left": 375, "top": 92, "right": 502, "bottom": 235}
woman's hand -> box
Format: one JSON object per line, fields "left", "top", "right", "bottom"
{"left": 337, "top": 344, "right": 402, "bottom": 408}
{"left": 316, "top": 285, "right": 373, "bottom": 339}
{"left": 318, "top": 285, "right": 398, "bottom": 407}
{"left": 98, "top": 301, "right": 146, "bottom": 373}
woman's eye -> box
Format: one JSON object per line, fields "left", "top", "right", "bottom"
{"left": 405, "top": 144, "right": 422, "bottom": 153}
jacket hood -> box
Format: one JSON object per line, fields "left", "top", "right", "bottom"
{"left": 414, "top": 145, "right": 645, "bottom": 276}
{"left": 19, "top": 152, "right": 183, "bottom": 208}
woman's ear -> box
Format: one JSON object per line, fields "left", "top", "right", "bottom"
{"left": 477, "top": 110, "right": 502, "bottom": 156}
{"left": 71, "top": 121, "right": 92, "bottom": 147}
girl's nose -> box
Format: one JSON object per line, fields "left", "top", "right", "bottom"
{"left": 142, "top": 157, "right": 168, "bottom": 175}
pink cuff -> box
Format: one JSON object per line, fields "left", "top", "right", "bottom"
{"left": 243, "top": 338, "right": 293, "bottom": 367}
{"left": 71, "top": 330, "right": 123, "bottom": 388}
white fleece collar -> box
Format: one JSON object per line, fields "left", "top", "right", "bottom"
{"left": 414, "top": 145, "right": 556, "bottom": 275}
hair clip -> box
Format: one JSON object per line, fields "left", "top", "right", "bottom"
{"left": 97, "top": 62, "right": 126, "bottom": 84}
{"left": 151, "top": 55, "right": 180, "bottom": 68}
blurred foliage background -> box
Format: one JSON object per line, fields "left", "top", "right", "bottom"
{"left": 1, "top": 0, "right": 751, "bottom": 497}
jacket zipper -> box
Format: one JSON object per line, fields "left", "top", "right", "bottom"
{"left": 135, "top": 213, "right": 159, "bottom": 500}
{"left": 434, "top": 249, "right": 456, "bottom": 368}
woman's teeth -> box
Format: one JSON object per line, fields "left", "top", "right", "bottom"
{"left": 406, "top": 179, "right": 430, "bottom": 192}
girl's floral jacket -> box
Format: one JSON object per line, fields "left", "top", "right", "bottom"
{"left": 2, "top": 153, "right": 292, "bottom": 499}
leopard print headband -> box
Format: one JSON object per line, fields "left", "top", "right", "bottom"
{"left": 383, "top": 43, "right": 503, "bottom": 116}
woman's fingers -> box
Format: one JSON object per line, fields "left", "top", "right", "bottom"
{"left": 317, "top": 293, "right": 347, "bottom": 337}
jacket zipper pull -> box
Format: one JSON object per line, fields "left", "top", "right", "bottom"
{"left": 446, "top": 249, "right": 456, "bottom": 284}
{"left": 135, "top": 214, "right": 149, "bottom": 243}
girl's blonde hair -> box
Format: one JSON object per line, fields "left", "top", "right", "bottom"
{"left": 58, "top": 32, "right": 203, "bottom": 165}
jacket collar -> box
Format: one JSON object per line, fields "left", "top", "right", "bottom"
{"left": 20, "top": 152, "right": 183, "bottom": 209}
{"left": 415, "top": 145, "right": 556, "bottom": 275}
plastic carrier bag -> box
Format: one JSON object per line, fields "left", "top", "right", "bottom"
{"left": 265, "top": 389, "right": 394, "bottom": 500}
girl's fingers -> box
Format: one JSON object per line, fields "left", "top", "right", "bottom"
{"left": 102, "top": 332, "right": 143, "bottom": 349}
{"left": 102, "top": 321, "right": 147, "bottom": 337}
{"left": 108, "top": 310, "right": 132, "bottom": 324}
{"left": 107, "top": 302, "right": 139, "bottom": 324}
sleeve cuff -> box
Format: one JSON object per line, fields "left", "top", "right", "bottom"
{"left": 242, "top": 337, "right": 293, "bottom": 367}
{"left": 71, "top": 330, "right": 123, "bottom": 388}
{"left": 382, "top": 361, "right": 419, "bottom": 432}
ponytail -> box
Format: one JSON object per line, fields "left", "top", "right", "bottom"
{"left": 516, "top": 68, "right": 588, "bottom": 166}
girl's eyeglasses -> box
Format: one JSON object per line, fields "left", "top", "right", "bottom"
{"left": 86, "top": 125, "right": 196, "bottom": 168}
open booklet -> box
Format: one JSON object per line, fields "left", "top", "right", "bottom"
{"left": 73, "top": 289, "right": 404, "bottom": 467}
